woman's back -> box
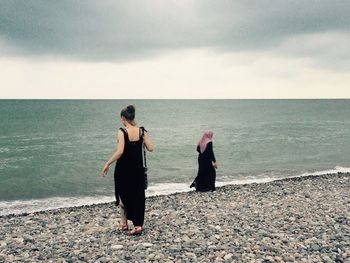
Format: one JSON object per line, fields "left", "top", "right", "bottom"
{"left": 125, "top": 126, "right": 141, "bottom": 142}
{"left": 117, "top": 127, "right": 144, "bottom": 174}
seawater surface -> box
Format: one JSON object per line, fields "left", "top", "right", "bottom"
{"left": 1, "top": 99, "right": 350, "bottom": 215}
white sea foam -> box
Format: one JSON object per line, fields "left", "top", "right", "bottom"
{"left": 0, "top": 196, "right": 115, "bottom": 217}
{"left": 1, "top": 166, "right": 349, "bottom": 217}
{"left": 297, "top": 166, "right": 350, "bottom": 177}
{"left": 216, "top": 166, "right": 350, "bottom": 187}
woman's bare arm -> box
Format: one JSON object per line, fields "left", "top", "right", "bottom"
{"left": 107, "top": 131, "right": 125, "bottom": 165}
{"left": 143, "top": 131, "right": 154, "bottom": 152}
{"left": 101, "top": 130, "right": 125, "bottom": 176}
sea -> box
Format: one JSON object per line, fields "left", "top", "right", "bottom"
{"left": 1, "top": 99, "right": 350, "bottom": 216}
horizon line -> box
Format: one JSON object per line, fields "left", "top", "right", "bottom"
{"left": 1, "top": 98, "right": 350, "bottom": 100}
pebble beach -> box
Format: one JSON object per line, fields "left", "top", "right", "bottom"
{"left": 0, "top": 173, "right": 349, "bottom": 263}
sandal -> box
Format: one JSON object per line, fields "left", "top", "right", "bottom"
{"left": 127, "top": 226, "right": 143, "bottom": 236}
{"left": 120, "top": 224, "right": 129, "bottom": 231}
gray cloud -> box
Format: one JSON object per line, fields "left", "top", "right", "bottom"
{"left": 277, "top": 31, "right": 350, "bottom": 71}
{"left": 0, "top": 0, "right": 349, "bottom": 66}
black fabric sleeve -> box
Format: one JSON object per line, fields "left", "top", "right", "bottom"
{"left": 207, "top": 142, "right": 216, "bottom": 162}
{"left": 196, "top": 145, "right": 200, "bottom": 153}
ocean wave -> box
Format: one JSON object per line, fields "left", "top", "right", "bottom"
{"left": 0, "top": 147, "right": 10, "bottom": 153}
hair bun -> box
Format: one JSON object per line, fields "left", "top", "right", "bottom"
{"left": 120, "top": 105, "right": 136, "bottom": 121}
{"left": 126, "top": 105, "right": 135, "bottom": 113}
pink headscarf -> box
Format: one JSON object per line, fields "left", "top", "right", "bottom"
{"left": 198, "top": 130, "right": 213, "bottom": 153}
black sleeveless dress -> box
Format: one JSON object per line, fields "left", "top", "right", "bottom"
{"left": 114, "top": 127, "right": 146, "bottom": 226}
{"left": 190, "top": 142, "right": 216, "bottom": 192}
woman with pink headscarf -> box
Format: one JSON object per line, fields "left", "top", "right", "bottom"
{"left": 190, "top": 131, "right": 218, "bottom": 191}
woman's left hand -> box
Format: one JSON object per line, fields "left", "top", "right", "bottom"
{"left": 101, "top": 163, "right": 110, "bottom": 177}
{"left": 213, "top": 162, "right": 218, "bottom": 169}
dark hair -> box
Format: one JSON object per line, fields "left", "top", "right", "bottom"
{"left": 120, "top": 105, "right": 135, "bottom": 121}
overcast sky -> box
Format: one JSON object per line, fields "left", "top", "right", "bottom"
{"left": 1, "top": 0, "right": 349, "bottom": 98}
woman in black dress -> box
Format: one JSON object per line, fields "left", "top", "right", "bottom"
{"left": 191, "top": 131, "right": 217, "bottom": 192}
{"left": 101, "top": 105, "right": 153, "bottom": 235}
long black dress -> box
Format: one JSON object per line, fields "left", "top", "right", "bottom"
{"left": 114, "top": 127, "right": 145, "bottom": 226}
{"left": 190, "top": 142, "right": 216, "bottom": 192}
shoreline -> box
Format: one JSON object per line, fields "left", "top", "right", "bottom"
{"left": 2, "top": 167, "right": 350, "bottom": 217}
{"left": 1, "top": 173, "right": 349, "bottom": 262}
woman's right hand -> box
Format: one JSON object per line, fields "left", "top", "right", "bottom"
{"left": 101, "top": 163, "right": 110, "bottom": 177}
{"left": 213, "top": 162, "right": 218, "bottom": 169}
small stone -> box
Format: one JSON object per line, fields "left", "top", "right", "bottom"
{"left": 224, "top": 253, "right": 233, "bottom": 260}
{"left": 128, "top": 245, "right": 137, "bottom": 251}
{"left": 111, "top": 245, "right": 124, "bottom": 250}
{"left": 154, "top": 254, "right": 162, "bottom": 260}
{"left": 99, "top": 257, "right": 108, "bottom": 263}
{"left": 322, "top": 256, "right": 332, "bottom": 262}
{"left": 182, "top": 235, "right": 191, "bottom": 243}
{"left": 185, "top": 252, "right": 197, "bottom": 259}
{"left": 311, "top": 244, "right": 320, "bottom": 251}
{"left": 14, "top": 238, "right": 24, "bottom": 244}
{"left": 283, "top": 255, "right": 295, "bottom": 261}
{"left": 141, "top": 242, "right": 153, "bottom": 248}
{"left": 215, "top": 225, "right": 222, "bottom": 231}
{"left": 274, "top": 256, "right": 283, "bottom": 262}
